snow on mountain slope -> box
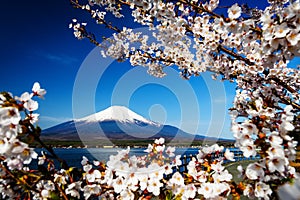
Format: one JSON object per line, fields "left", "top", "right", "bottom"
{"left": 42, "top": 106, "right": 204, "bottom": 141}
{"left": 76, "top": 105, "right": 159, "bottom": 126}
{"left": 42, "top": 106, "right": 231, "bottom": 142}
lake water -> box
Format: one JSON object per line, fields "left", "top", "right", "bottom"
{"left": 33, "top": 147, "right": 252, "bottom": 169}
{"left": 34, "top": 147, "right": 202, "bottom": 168}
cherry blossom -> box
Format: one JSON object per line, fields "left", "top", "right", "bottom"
{"left": 24, "top": 99, "right": 39, "bottom": 112}
{"left": 169, "top": 172, "right": 185, "bottom": 186}
{"left": 83, "top": 184, "right": 101, "bottom": 199}
{"left": 85, "top": 169, "right": 102, "bottom": 182}
{"left": 182, "top": 184, "right": 197, "bottom": 199}
{"left": 165, "top": 146, "right": 175, "bottom": 157}
{"left": 36, "top": 180, "right": 56, "bottom": 199}
{"left": 112, "top": 176, "right": 126, "bottom": 193}
{"left": 119, "top": 189, "right": 134, "bottom": 199}
{"left": 26, "top": 113, "right": 39, "bottom": 124}
{"left": 154, "top": 137, "right": 164, "bottom": 144}
{"left": 32, "top": 82, "right": 46, "bottom": 98}
{"left": 267, "top": 156, "right": 288, "bottom": 174}
{"left": 246, "top": 162, "right": 265, "bottom": 180}
{"left": 16, "top": 92, "right": 32, "bottom": 102}
{"left": 228, "top": 3, "right": 242, "bottom": 19}
{"left": 65, "top": 182, "right": 81, "bottom": 198}
{"left": 147, "top": 178, "right": 163, "bottom": 196}
{"left": 198, "top": 182, "right": 215, "bottom": 199}
{"left": 0, "top": 0, "right": 299, "bottom": 198}
{"left": 224, "top": 148, "right": 235, "bottom": 161}
{"left": 0, "top": 107, "right": 21, "bottom": 126}
{"left": 254, "top": 182, "right": 272, "bottom": 199}
{"left": 212, "top": 169, "right": 233, "bottom": 182}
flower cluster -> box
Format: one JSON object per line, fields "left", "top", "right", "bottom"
{"left": 0, "top": 81, "right": 296, "bottom": 199}
{"left": 0, "top": 96, "right": 241, "bottom": 200}
{"left": 69, "top": 19, "right": 88, "bottom": 39}
{"left": 0, "top": 83, "right": 44, "bottom": 198}
{"left": 78, "top": 138, "right": 181, "bottom": 199}
{"left": 230, "top": 93, "right": 298, "bottom": 198}
{"left": 69, "top": 0, "right": 300, "bottom": 199}
{"left": 78, "top": 138, "right": 240, "bottom": 199}
{"left": 0, "top": 83, "right": 46, "bottom": 170}
{"left": 182, "top": 144, "right": 235, "bottom": 199}
{"left": 1, "top": 0, "right": 299, "bottom": 199}
{"left": 69, "top": 0, "right": 300, "bottom": 99}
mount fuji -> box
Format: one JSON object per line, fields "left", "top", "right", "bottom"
{"left": 42, "top": 106, "right": 203, "bottom": 142}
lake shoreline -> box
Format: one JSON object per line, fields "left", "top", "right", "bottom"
{"left": 32, "top": 138, "right": 235, "bottom": 149}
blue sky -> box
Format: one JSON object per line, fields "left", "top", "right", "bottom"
{"left": 0, "top": 0, "right": 278, "bottom": 139}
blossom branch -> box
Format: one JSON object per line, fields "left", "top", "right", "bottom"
{"left": 0, "top": 162, "right": 37, "bottom": 193}
{"left": 70, "top": 0, "right": 121, "bottom": 33}
{"left": 54, "top": 182, "right": 69, "bottom": 200}
{"left": 33, "top": 135, "right": 69, "bottom": 169}
{"left": 20, "top": 118, "right": 69, "bottom": 169}
{"left": 177, "top": 0, "right": 225, "bottom": 20}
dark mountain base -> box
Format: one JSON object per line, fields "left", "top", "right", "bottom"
{"left": 40, "top": 134, "right": 234, "bottom": 148}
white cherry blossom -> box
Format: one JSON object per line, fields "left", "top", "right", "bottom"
{"left": 16, "top": 92, "right": 32, "bottom": 102}
{"left": 224, "top": 148, "right": 235, "bottom": 161}
{"left": 169, "top": 172, "right": 184, "bottom": 186}
{"left": 267, "top": 156, "right": 288, "bottom": 173}
{"left": 24, "top": 99, "right": 39, "bottom": 112}
{"left": 165, "top": 146, "right": 175, "bottom": 157}
{"left": 154, "top": 137, "right": 165, "bottom": 144}
{"left": 0, "top": 107, "right": 21, "bottom": 126}
{"left": 254, "top": 182, "right": 272, "bottom": 199}
{"left": 65, "top": 182, "right": 81, "bottom": 199}
{"left": 198, "top": 182, "right": 215, "bottom": 199}
{"left": 112, "top": 176, "right": 126, "bottom": 194}
{"left": 246, "top": 162, "right": 265, "bottom": 180}
{"left": 228, "top": 3, "right": 242, "bottom": 19}
{"left": 1, "top": 0, "right": 300, "bottom": 198}
{"left": 83, "top": 184, "right": 101, "bottom": 199}
{"left": 182, "top": 184, "right": 196, "bottom": 199}
{"left": 147, "top": 178, "right": 163, "bottom": 196}
{"left": 32, "top": 82, "right": 46, "bottom": 98}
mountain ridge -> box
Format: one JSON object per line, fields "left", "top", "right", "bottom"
{"left": 42, "top": 106, "right": 226, "bottom": 143}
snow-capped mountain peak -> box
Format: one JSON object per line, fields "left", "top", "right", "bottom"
{"left": 43, "top": 106, "right": 211, "bottom": 142}
{"left": 76, "top": 106, "right": 159, "bottom": 125}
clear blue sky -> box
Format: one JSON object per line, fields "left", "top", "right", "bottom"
{"left": 0, "top": 0, "right": 277, "bottom": 139}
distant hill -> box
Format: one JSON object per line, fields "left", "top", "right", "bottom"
{"left": 42, "top": 106, "right": 229, "bottom": 144}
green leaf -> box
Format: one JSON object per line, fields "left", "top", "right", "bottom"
{"left": 165, "top": 190, "right": 173, "bottom": 200}
{"left": 50, "top": 192, "right": 61, "bottom": 200}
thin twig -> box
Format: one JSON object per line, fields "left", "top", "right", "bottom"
{"left": 54, "top": 182, "right": 69, "bottom": 200}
